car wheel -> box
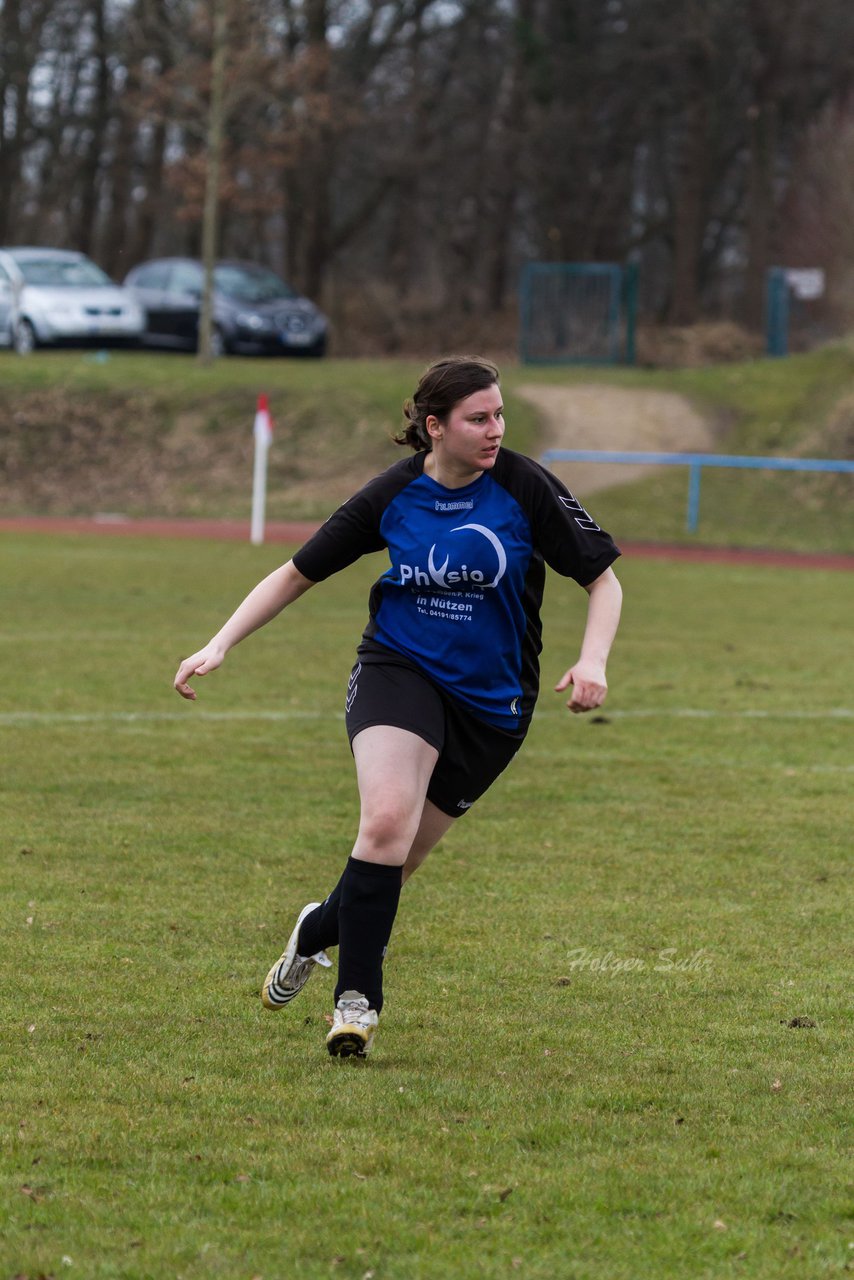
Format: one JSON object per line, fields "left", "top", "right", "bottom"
{"left": 13, "top": 319, "right": 37, "bottom": 355}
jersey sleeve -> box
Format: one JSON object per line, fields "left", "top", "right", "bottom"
{"left": 291, "top": 457, "right": 416, "bottom": 582}
{"left": 498, "top": 451, "right": 621, "bottom": 586}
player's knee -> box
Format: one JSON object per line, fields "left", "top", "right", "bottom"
{"left": 356, "top": 804, "right": 416, "bottom": 863}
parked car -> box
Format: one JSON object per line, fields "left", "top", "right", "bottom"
{"left": 0, "top": 247, "right": 144, "bottom": 353}
{"left": 124, "top": 258, "right": 328, "bottom": 357}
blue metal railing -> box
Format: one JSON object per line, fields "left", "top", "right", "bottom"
{"left": 540, "top": 449, "right": 854, "bottom": 534}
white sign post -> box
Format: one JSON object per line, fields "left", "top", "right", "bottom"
{"left": 250, "top": 393, "right": 273, "bottom": 545}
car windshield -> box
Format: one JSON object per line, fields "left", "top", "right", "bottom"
{"left": 16, "top": 257, "right": 113, "bottom": 287}
{"left": 214, "top": 265, "right": 296, "bottom": 303}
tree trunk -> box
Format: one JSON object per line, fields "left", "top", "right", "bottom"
{"left": 385, "top": 3, "right": 427, "bottom": 311}
{"left": 198, "top": 0, "right": 227, "bottom": 363}
{"left": 75, "top": 0, "right": 112, "bottom": 256}
{"left": 300, "top": 0, "right": 331, "bottom": 300}
{"left": 0, "top": 0, "right": 31, "bottom": 242}
{"left": 487, "top": 0, "right": 534, "bottom": 310}
{"left": 744, "top": 99, "right": 777, "bottom": 330}
{"left": 102, "top": 81, "right": 138, "bottom": 275}
{"left": 669, "top": 94, "right": 709, "bottom": 324}
{"left": 283, "top": 166, "right": 302, "bottom": 285}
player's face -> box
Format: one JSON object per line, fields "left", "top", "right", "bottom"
{"left": 429, "top": 384, "right": 505, "bottom": 478}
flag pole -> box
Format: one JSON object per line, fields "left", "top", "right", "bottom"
{"left": 250, "top": 394, "right": 273, "bottom": 545}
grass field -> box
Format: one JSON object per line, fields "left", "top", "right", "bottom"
{"left": 2, "top": 532, "right": 852, "bottom": 1279}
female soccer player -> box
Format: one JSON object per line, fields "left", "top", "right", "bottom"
{"left": 174, "top": 357, "right": 622, "bottom": 1058}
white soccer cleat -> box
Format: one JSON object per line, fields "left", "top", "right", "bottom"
{"left": 326, "top": 991, "right": 379, "bottom": 1058}
{"left": 261, "top": 902, "right": 332, "bottom": 1010}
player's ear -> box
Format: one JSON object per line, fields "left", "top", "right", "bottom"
{"left": 425, "top": 414, "right": 443, "bottom": 441}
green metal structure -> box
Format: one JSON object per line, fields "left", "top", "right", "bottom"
{"left": 519, "top": 261, "right": 638, "bottom": 365}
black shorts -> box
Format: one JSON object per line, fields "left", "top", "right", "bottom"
{"left": 344, "top": 645, "right": 527, "bottom": 818}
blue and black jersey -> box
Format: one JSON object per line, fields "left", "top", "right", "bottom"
{"left": 293, "top": 448, "right": 620, "bottom": 730}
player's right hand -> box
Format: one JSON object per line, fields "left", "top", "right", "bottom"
{"left": 173, "top": 644, "right": 225, "bottom": 700}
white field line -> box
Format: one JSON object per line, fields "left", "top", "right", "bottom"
{"left": 0, "top": 707, "right": 851, "bottom": 727}
{"left": 0, "top": 709, "right": 337, "bottom": 725}
{"left": 583, "top": 707, "right": 853, "bottom": 720}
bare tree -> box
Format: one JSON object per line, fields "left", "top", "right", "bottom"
{"left": 198, "top": 0, "right": 228, "bottom": 362}
{"left": 2, "top": 0, "right": 854, "bottom": 346}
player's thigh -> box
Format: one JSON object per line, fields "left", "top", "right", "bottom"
{"left": 352, "top": 724, "right": 439, "bottom": 853}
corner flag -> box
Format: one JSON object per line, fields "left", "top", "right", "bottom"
{"left": 254, "top": 393, "right": 274, "bottom": 446}
{"left": 251, "top": 394, "right": 274, "bottom": 544}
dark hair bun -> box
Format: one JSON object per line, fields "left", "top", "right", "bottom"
{"left": 394, "top": 356, "right": 500, "bottom": 451}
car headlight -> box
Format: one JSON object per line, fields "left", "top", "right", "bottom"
{"left": 236, "top": 311, "right": 272, "bottom": 331}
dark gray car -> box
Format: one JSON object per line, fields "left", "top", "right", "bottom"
{"left": 124, "top": 258, "right": 327, "bottom": 357}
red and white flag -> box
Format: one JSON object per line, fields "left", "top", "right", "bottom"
{"left": 251, "top": 394, "right": 273, "bottom": 545}
{"left": 253, "top": 393, "right": 274, "bottom": 446}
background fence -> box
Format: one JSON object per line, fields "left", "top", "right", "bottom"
{"left": 519, "top": 263, "right": 637, "bottom": 365}
{"left": 541, "top": 448, "right": 854, "bottom": 534}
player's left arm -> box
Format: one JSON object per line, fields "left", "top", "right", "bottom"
{"left": 554, "top": 566, "right": 623, "bottom": 714}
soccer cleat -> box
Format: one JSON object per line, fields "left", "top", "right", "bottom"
{"left": 261, "top": 902, "right": 333, "bottom": 1010}
{"left": 326, "top": 991, "right": 379, "bottom": 1058}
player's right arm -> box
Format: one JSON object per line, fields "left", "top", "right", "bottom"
{"left": 173, "top": 559, "right": 315, "bottom": 700}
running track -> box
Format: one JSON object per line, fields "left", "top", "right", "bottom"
{"left": 0, "top": 516, "right": 851, "bottom": 571}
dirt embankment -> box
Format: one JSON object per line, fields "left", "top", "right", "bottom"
{"left": 515, "top": 384, "right": 714, "bottom": 496}
{"left": 0, "top": 387, "right": 391, "bottom": 519}
{"left": 2, "top": 377, "right": 717, "bottom": 517}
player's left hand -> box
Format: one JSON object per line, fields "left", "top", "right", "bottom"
{"left": 555, "top": 660, "right": 608, "bottom": 714}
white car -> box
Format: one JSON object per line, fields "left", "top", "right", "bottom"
{"left": 0, "top": 247, "right": 145, "bottom": 353}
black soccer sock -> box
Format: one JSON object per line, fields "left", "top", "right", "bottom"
{"left": 334, "top": 856, "right": 403, "bottom": 1014}
{"left": 296, "top": 871, "right": 345, "bottom": 956}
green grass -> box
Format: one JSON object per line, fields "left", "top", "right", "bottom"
{"left": 1, "top": 346, "right": 853, "bottom": 549}
{"left": 1, "top": 532, "right": 852, "bottom": 1279}
{"left": 0, "top": 350, "right": 541, "bottom": 522}
{"left": 505, "top": 347, "right": 854, "bottom": 553}
{"left": 509, "top": 344, "right": 854, "bottom": 455}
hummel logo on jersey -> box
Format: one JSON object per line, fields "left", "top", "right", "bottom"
{"left": 559, "top": 493, "right": 600, "bottom": 531}
{"left": 399, "top": 523, "right": 507, "bottom": 590}
{"left": 345, "top": 663, "right": 361, "bottom": 712}
{"left": 435, "top": 499, "right": 474, "bottom": 512}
